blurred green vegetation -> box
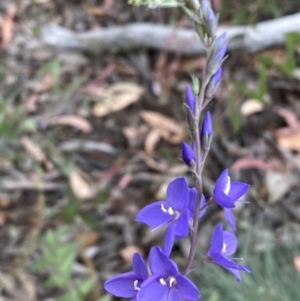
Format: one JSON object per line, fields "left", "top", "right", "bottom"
{"left": 194, "top": 245, "right": 300, "bottom": 301}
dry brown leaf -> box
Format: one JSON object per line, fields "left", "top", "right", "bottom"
{"left": 1, "top": 5, "right": 15, "bottom": 49}
{"left": 21, "top": 136, "right": 53, "bottom": 171}
{"left": 69, "top": 169, "right": 94, "bottom": 200}
{"left": 140, "top": 110, "right": 185, "bottom": 144}
{"left": 156, "top": 182, "right": 168, "bottom": 199}
{"left": 34, "top": 75, "right": 54, "bottom": 93}
{"left": 139, "top": 153, "right": 169, "bottom": 172}
{"left": 118, "top": 173, "right": 133, "bottom": 189}
{"left": 179, "top": 57, "right": 205, "bottom": 73}
{"left": 26, "top": 94, "right": 38, "bottom": 113}
{"left": 92, "top": 82, "right": 144, "bottom": 117}
{"left": 78, "top": 231, "right": 100, "bottom": 251}
{"left": 83, "top": 3, "right": 116, "bottom": 18}
{"left": 144, "top": 129, "right": 161, "bottom": 154}
{"left": 266, "top": 170, "right": 291, "bottom": 203}
{"left": 231, "top": 156, "right": 277, "bottom": 171}
{"left": 276, "top": 107, "right": 299, "bottom": 130}
{"left": 120, "top": 246, "right": 143, "bottom": 263}
{"left": 113, "top": 62, "right": 137, "bottom": 75}
{"left": 294, "top": 256, "right": 300, "bottom": 273}
{"left": 240, "top": 99, "right": 264, "bottom": 116}
{"left": 0, "top": 198, "right": 11, "bottom": 208}
{"left": 0, "top": 211, "right": 6, "bottom": 226}
{"left": 21, "top": 136, "right": 45, "bottom": 162}
{"left": 167, "top": 164, "right": 189, "bottom": 175}
{"left": 48, "top": 115, "right": 93, "bottom": 133}
{"left": 276, "top": 129, "right": 300, "bottom": 151}
{"left": 18, "top": 273, "right": 37, "bottom": 300}
{"left": 122, "top": 125, "right": 147, "bottom": 140}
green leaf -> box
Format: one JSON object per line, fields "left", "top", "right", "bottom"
{"left": 45, "top": 273, "right": 69, "bottom": 288}
{"left": 19, "top": 118, "right": 37, "bottom": 133}
{"left": 96, "top": 294, "right": 112, "bottom": 301}
{"left": 207, "top": 292, "right": 220, "bottom": 301}
{"left": 58, "top": 278, "right": 95, "bottom": 301}
{"left": 74, "top": 278, "right": 95, "bottom": 296}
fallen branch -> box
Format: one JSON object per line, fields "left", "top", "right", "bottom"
{"left": 41, "top": 13, "right": 300, "bottom": 55}
{"left": 1, "top": 179, "right": 65, "bottom": 191}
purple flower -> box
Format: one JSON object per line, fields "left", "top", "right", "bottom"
{"left": 104, "top": 253, "right": 149, "bottom": 300}
{"left": 136, "top": 177, "right": 192, "bottom": 240}
{"left": 185, "top": 85, "right": 196, "bottom": 114}
{"left": 182, "top": 142, "right": 196, "bottom": 167}
{"left": 213, "top": 169, "right": 250, "bottom": 230}
{"left": 207, "top": 223, "right": 251, "bottom": 282}
{"left": 137, "top": 247, "right": 201, "bottom": 301}
{"left": 206, "top": 67, "right": 222, "bottom": 98}
{"left": 200, "top": 111, "right": 213, "bottom": 150}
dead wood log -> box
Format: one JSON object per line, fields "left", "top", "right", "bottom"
{"left": 40, "top": 13, "right": 300, "bottom": 55}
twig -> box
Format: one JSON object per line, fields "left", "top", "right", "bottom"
{"left": 40, "top": 13, "right": 300, "bottom": 55}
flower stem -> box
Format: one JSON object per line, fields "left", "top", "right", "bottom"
{"left": 184, "top": 51, "right": 209, "bottom": 275}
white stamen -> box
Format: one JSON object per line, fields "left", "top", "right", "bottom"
{"left": 222, "top": 242, "right": 227, "bottom": 253}
{"left": 169, "top": 277, "right": 176, "bottom": 287}
{"left": 161, "top": 204, "right": 168, "bottom": 213}
{"left": 224, "top": 176, "right": 231, "bottom": 195}
{"left": 160, "top": 278, "right": 167, "bottom": 286}
{"left": 134, "top": 280, "right": 140, "bottom": 291}
{"left": 168, "top": 207, "right": 174, "bottom": 215}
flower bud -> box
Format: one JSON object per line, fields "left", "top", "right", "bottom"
{"left": 208, "top": 33, "right": 227, "bottom": 74}
{"left": 182, "top": 142, "right": 196, "bottom": 167}
{"left": 206, "top": 67, "right": 222, "bottom": 98}
{"left": 205, "top": 7, "right": 217, "bottom": 37}
{"left": 185, "top": 85, "right": 196, "bottom": 114}
{"left": 200, "top": 111, "right": 213, "bottom": 150}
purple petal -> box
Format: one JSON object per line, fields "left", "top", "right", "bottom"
{"left": 215, "top": 169, "right": 229, "bottom": 192}
{"left": 211, "top": 253, "right": 247, "bottom": 271}
{"left": 167, "top": 177, "right": 189, "bottom": 211}
{"left": 149, "top": 246, "right": 178, "bottom": 276}
{"left": 136, "top": 201, "right": 173, "bottom": 230}
{"left": 208, "top": 223, "right": 223, "bottom": 255}
{"left": 188, "top": 188, "right": 197, "bottom": 217}
{"left": 182, "top": 142, "right": 196, "bottom": 167}
{"left": 164, "top": 225, "right": 175, "bottom": 257}
{"left": 138, "top": 276, "right": 169, "bottom": 301}
{"left": 213, "top": 189, "right": 235, "bottom": 208}
{"left": 104, "top": 271, "right": 139, "bottom": 298}
{"left": 176, "top": 275, "right": 201, "bottom": 301}
{"left": 185, "top": 85, "right": 196, "bottom": 113}
{"left": 174, "top": 209, "right": 190, "bottom": 239}
{"left": 224, "top": 208, "right": 236, "bottom": 231}
{"left": 201, "top": 111, "right": 213, "bottom": 137}
{"left": 228, "top": 182, "right": 249, "bottom": 200}
{"left": 133, "top": 253, "right": 149, "bottom": 280}
{"left": 226, "top": 268, "right": 242, "bottom": 282}
{"left": 222, "top": 264, "right": 251, "bottom": 282}
{"left": 199, "top": 195, "right": 207, "bottom": 219}
{"left": 222, "top": 231, "right": 237, "bottom": 256}
{"left": 167, "top": 288, "right": 180, "bottom": 301}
